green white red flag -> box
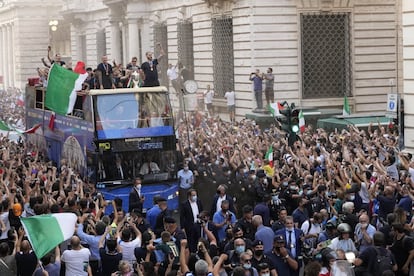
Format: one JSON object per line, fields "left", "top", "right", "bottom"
{"left": 299, "top": 110, "right": 305, "bottom": 133}
{"left": 20, "top": 213, "right": 77, "bottom": 259}
{"left": 265, "top": 146, "right": 273, "bottom": 167}
{"left": 45, "top": 64, "right": 88, "bottom": 115}
{"left": 268, "top": 102, "right": 284, "bottom": 116}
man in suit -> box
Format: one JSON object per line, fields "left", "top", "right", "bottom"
{"left": 180, "top": 189, "right": 203, "bottom": 252}
{"left": 274, "top": 216, "right": 303, "bottom": 276}
{"left": 210, "top": 184, "right": 236, "bottom": 216}
{"left": 128, "top": 176, "right": 145, "bottom": 213}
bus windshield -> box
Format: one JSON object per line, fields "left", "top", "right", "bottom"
{"left": 94, "top": 91, "right": 173, "bottom": 140}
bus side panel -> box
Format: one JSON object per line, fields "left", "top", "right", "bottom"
{"left": 45, "top": 138, "right": 62, "bottom": 168}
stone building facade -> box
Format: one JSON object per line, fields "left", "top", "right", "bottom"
{"left": 1, "top": 0, "right": 412, "bottom": 149}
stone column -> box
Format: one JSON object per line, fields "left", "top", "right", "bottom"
{"left": 0, "top": 26, "right": 3, "bottom": 84}
{"left": 140, "top": 17, "right": 151, "bottom": 62}
{"left": 127, "top": 18, "right": 139, "bottom": 60}
{"left": 7, "top": 24, "right": 14, "bottom": 86}
{"left": 109, "top": 19, "right": 121, "bottom": 62}
{"left": 2, "top": 25, "right": 9, "bottom": 88}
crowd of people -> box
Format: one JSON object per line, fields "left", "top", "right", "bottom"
{"left": 0, "top": 46, "right": 411, "bottom": 276}
{"left": 0, "top": 102, "right": 411, "bottom": 276}
{"left": 0, "top": 87, "right": 25, "bottom": 130}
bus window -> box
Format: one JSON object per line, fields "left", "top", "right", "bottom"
{"left": 97, "top": 149, "right": 177, "bottom": 183}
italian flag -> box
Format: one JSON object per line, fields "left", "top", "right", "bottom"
{"left": 265, "top": 146, "right": 273, "bottom": 167}
{"left": 15, "top": 124, "right": 42, "bottom": 134}
{"left": 0, "top": 120, "right": 11, "bottom": 131}
{"left": 299, "top": 110, "right": 305, "bottom": 133}
{"left": 343, "top": 95, "right": 351, "bottom": 116}
{"left": 45, "top": 64, "right": 88, "bottom": 115}
{"left": 20, "top": 213, "right": 77, "bottom": 259}
{"left": 268, "top": 102, "right": 284, "bottom": 116}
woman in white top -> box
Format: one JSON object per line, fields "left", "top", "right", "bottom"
{"left": 328, "top": 223, "right": 357, "bottom": 254}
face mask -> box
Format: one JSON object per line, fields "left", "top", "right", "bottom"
{"left": 191, "top": 195, "right": 197, "bottom": 202}
{"left": 254, "top": 249, "right": 263, "bottom": 256}
{"left": 243, "top": 169, "right": 248, "bottom": 174}
{"left": 283, "top": 182, "right": 288, "bottom": 187}
{"left": 349, "top": 195, "right": 355, "bottom": 201}
{"left": 306, "top": 190, "right": 313, "bottom": 196}
{"left": 289, "top": 185, "right": 296, "bottom": 190}
{"left": 235, "top": 245, "right": 245, "bottom": 254}
{"left": 243, "top": 263, "right": 251, "bottom": 270}
{"left": 262, "top": 273, "right": 270, "bottom": 276}
{"left": 251, "top": 175, "right": 257, "bottom": 181}
{"left": 298, "top": 190, "right": 303, "bottom": 196}
{"left": 215, "top": 160, "right": 220, "bottom": 166}
{"left": 136, "top": 184, "right": 142, "bottom": 190}
{"left": 286, "top": 226, "right": 294, "bottom": 231}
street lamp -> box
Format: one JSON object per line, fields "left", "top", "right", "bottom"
{"left": 49, "top": 20, "right": 59, "bottom": 32}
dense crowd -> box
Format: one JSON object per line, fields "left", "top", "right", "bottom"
{"left": 0, "top": 87, "right": 25, "bottom": 130}
{"left": 0, "top": 107, "right": 411, "bottom": 276}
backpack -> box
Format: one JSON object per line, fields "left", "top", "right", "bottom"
{"left": 373, "top": 247, "right": 393, "bottom": 275}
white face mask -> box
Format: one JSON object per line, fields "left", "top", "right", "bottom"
{"left": 191, "top": 195, "right": 197, "bottom": 202}
{"left": 261, "top": 273, "right": 270, "bottom": 276}
{"left": 136, "top": 184, "right": 142, "bottom": 190}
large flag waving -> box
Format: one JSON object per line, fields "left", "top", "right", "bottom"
{"left": 343, "top": 95, "right": 351, "bottom": 116}
{"left": 45, "top": 64, "right": 88, "bottom": 115}
{"left": 299, "top": 110, "right": 306, "bottom": 133}
{"left": 20, "top": 213, "right": 77, "bottom": 259}
{"left": 268, "top": 102, "right": 284, "bottom": 116}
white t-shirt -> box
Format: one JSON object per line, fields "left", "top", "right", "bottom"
{"left": 0, "top": 212, "right": 10, "bottom": 240}
{"left": 178, "top": 169, "right": 194, "bottom": 189}
{"left": 61, "top": 248, "right": 91, "bottom": 276}
{"left": 204, "top": 90, "right": 214, "bottom": 104}
{"left": 118, "top": 237, "right": 142, "bottom": 264}
{"left": 224, "top": 91, "right": 235, "bottom": 106}
{"left": 301, "top": 220, "right": 322, "bottom": 236}
{"left": 167, "top": 67, "right": 178, "bottom": 81}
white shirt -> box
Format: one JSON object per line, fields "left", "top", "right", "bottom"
{"left": 358, "top": 182, "right": 370, "bottom": 204}
{"left": 177, "top": 169, "right": 193, "bottom": 189}
{"left": 190, "top": 200, "right": 200, "bottom": 223}
{"left": 61, "top": 248, "right": 91, "bottom": 276}
{"left": 301, "top": 220, "right": 322, "bottom": 236}
{"left": 0, "top": 212, "right": 10, "bottom": 240}
{"left": 224, "top": 91, "right": 235, "bottom": 106}
{"left": 216, "top": 195, "right": 226, "bottom": 214}
{"left": 204, "top": 89, "right": 214, "bottom": 104}
{"left": 167, "top": 66, "right": 178, "bottom": 81}
{"left": 118, "top": 236, "right": 142, "bottom": 264}
{"left": 140, "top": 162, "right": 160, "bottom": 175}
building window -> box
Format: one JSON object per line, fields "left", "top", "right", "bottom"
{"left": 154, "top": 23, "right": 168, "bottom": 88}
{"left": 300, "top": 13, "right": 352, "bottom": 99}
{"left": 212, "top": 16, "right": 234, "bottom": 97}
{"left": 177, "top": 21, "right": 194, "bottom": 81}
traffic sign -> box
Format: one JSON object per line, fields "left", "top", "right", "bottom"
{"left": 387, "top": 94, "right": 397, "bottom": 113}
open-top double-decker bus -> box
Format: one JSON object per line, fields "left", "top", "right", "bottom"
{"left": 25, "top": 84, "right": 179, "bottom": 212}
